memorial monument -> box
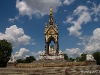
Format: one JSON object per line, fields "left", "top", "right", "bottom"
{"left": 39, "top": 5, "right": 64, "bottom": 60}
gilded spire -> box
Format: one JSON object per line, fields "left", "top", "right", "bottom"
{"left": 49, "top": 4, "right": 54, "bottom": 25}
{"left": 50, "top": 4, "right": 52, "bottom": 16}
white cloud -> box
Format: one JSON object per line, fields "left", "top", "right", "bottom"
{"left": 8, "top": 18, "right": 15, "bottom": 22}
{"left": 32, "top": 52, "right": 38, "bottom": 56}
{"left": 63, "top": 3, "right": 100, "bottom": 37}
{"left": 15, "top": 16, "right": 19, "bottom": 20}
{"left": 64, "top": 5, "right": 91, "bottom": 37}
{"left": 0, "top": 25, "right": 31, "bottom": 47}
{"left": 84, "top": 28, "right": 100, "bottom": 53}
{"left": 8, "top": 16, "right": 19, "bottom": 22}
{"left": 32, "top": 42, "right": 36, "bottom": 45}
{"left": 63, "top": 0, "right": 75, "bottom": 5}
{"left": 16, "top": 0, "right": 62, "bottom": 18}
{"left": 14, "top": 48, "right": 29, "bottom": 59}
{"left": 64, "top": 10, "right": 67, "bottom": 12}
{"left": 87, "top": 1, "right": 91, "bottom": 4}
{"left": 76, "top": 42, "right": 85, "bottom": 46}
{"left": 76, "top": 36, "right": 90, "bottom": 46}
{"left": 63, "top": 16, "right": 73, "bottom": 24}
{"left": 92, "top": 3, "right": 100, "bottom": 16}
{"left": 94, "top": 17, "right": 98, "bottom": 21}
{"left": 65, "top": 48, "right": 82, "bottom": 58}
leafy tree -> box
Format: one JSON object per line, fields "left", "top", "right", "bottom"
{"left": 0, "top": 39, "right": 12, "bottom": 67}
{"left": 75, "top": 54, "right": 87, "bottom": 62}
{"left": 17, "top": 56, "right": 36, "bottom": 63}
{"left": 80, "top": 54, "right": 87, "bottom": 61}
{"left": 93, "top": 52, "right": 100, "bottom": 65}
{"left": 76, "top": 57, "right": 81, "bottom": 62}
{"left": 16, "top": 59, "right": 23, "bottom": 63}
{"left": 64, "top": 54, "right": 68, "bottom": 60}
{"left": 69, "top": 57, "right": 75, "bottom": 61}
{"left": 25, "top": 56, "right": 36, "bottom": 63}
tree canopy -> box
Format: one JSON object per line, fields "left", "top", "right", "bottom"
{"left": 64, "top": 54, "right": 68, "bottom": 60}
{"left": 75, "top": 54, "right": 87, "bottom": 62}
{"left": 0, "top": 39, "right": 12, "bottom": 67}
{"left": 17, "top": 56, "right": 36, "bottom": 63}
{"left": 93, "top": 52, "right": 100, "bottom": 65}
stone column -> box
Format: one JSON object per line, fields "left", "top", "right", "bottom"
{"left": 56, "top": 42, "right": 59, "bottom": 55}
{"left": 45, "top": 42, "right": 49, "bottom": 55}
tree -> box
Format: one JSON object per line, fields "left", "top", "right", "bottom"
{"left": 16, "top": 59, "right": 23, "bottom": 63}
{"left": 0, "top": 39, "right": 12, "bottom": 67}
{"left": 76, "top": 57, "right": 81, "bottom": 62}
{"left": 16, "top": 56, "right": 36, "bottom": 63}
{"left": 80, "top": 54, "right": 87, "bottom": 61}
{"left": 69, "top": 57, "right": 75, "bottom": 61}
{"left": 64, "top": 54, "right": 68, "bottom": 60}
{"left": 75, "top": 54, "right": 87, "bottom": 62}
{"left": 25, "top": 56, "right": 36, "bottom": 63}
{"left": 93, "top": 52, "right": 100, "bottom": 65}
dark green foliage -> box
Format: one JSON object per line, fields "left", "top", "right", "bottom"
{"left": 69, "top": 57, "right": 75, "bottom": 61}
{"left": 0, "top": 39, "right": 12, "bottom": 67}
{"left": 17, "top": 56, "right": 36, "bottom": 63}
{"left": 93, "top": 52, "right": 100, "bottom": 65}
{"left": 64, "top": 54, "right": 68, "bottom": 60}
{"left": 80, "top": 54, "right": 87, "bottom": 61}
{"left": 16, "top": 59, "right": 24, "bottom": 63}
{"left": 25, "top": 56, "right": 36, "bottom": 63}
{"left": 76, "top": 56, "right": 81, "bottom": 62}
{"left": 76, "top": 54, "right": 87, "bottom": 62}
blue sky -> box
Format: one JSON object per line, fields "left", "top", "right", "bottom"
{"left": 0, "top": 0, "right": 100, "bottom": 59}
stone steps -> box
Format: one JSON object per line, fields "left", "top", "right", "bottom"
{"left": 0, "top": 66, "right": 100, "bottom": 75}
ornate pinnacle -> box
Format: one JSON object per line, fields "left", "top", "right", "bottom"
{"left": 50, "top": 4, "right": 53, "bottom": 16}
{"left": 49, "top": 4, "right": 54, "bottom": 25}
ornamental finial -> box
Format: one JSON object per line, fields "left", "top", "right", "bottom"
{"left": 50, "top": 4, "right": 52, "bottom": 16}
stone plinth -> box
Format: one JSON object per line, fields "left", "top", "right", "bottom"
{"left": 7, "top": 62, "right": 16, "bottom": 67}
{"left": 39, "top": 54, "right": 64, "bottom": 60}
{"left": 86, "top": 60, "right": 96, "bottom": 66}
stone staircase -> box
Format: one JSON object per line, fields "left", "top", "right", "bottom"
{"left": 0, "top": 66, "right": 100, "bottom": 75}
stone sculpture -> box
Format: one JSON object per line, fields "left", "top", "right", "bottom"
{"left": 86, "top": 54, "right": 95, "bottom": 61}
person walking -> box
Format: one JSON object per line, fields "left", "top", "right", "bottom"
{"left": 65, "top": 68, "right": 69, "bottom": 75}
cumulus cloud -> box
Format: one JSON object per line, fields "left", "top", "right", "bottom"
{"left": 0, "top": 25, "right": 32, "bottom": 47}
{"left": 84, "top": 28, "right": 100, "bottom": 53}
{"left": 87, "top": 1, "right": 91, "bottom": 4}
{"left": 63, "top": 0, "right": 75, "bottom": 5}
{"left": 8, "top": 16, "right": 19, "bottom": 22}
{"left": 92, "top": 3, "right": 100, "bottom": 16}
{"left": 14, "top": 48, "right": 29, "bottom": 59}
{"left": 64, "top": 5, "right": 91, "bottom": 37}
{"left": 8, "top": 18, "right": 15, "bottom": 22}
{"left": 16, "top": 0, "right": 62, "bottom": 18}
{"left": 65, "top": 48, "right": 82, "bottom": 58}
{"left": 63, "top": 3, "right": 100, "bottom": 37}
{"left": 94, "top": 17, "right": 98, "bottom": 21}
{"left": 76, "top": 36, "right": 90, "bottom": 46}
{"left": 13, "top": 48, "right": 40, "bottom": 59}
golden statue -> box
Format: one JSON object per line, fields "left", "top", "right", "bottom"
{"left": 49, "top": 45, "right": 54, "bottom": 54}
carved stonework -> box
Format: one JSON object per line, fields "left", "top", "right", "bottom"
{"left": 44, "top": 5, "right": 59, "bottom": 55}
